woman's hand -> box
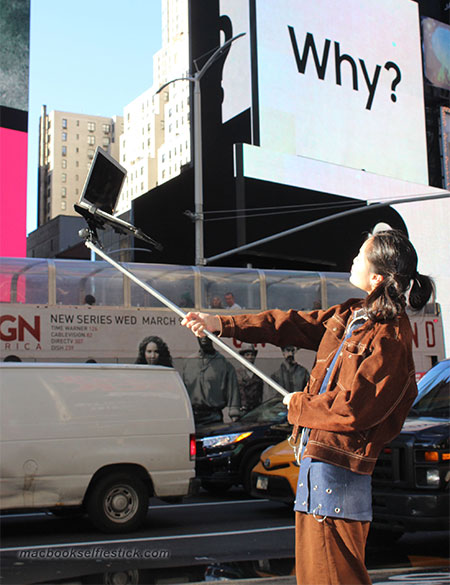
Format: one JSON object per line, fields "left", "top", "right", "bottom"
{"left": 282, "top": 392, "right": 295, "bottom": 408}
{"left": 181, "top": 312, "right": 221, "bottom": 337}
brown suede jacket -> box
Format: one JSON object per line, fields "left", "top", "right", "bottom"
{"left": 218, "top": 298, "right": 418, "bottom": 475}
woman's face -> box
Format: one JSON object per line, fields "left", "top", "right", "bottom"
{"left": 350, "top": 238, "right": 381, "bottom": 293}
{"left": 144, "top": 341, "right": 160, "bottom": 365}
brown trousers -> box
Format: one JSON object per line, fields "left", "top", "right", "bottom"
{"left": 295, "top": 511, "right": 372, "bottom": 585}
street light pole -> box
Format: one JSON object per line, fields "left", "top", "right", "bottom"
{"left": 193, "top": 75, "right": 204, "bottom": 265}
{"left": 156, "top": 32, "right": 245, "bottom": 266}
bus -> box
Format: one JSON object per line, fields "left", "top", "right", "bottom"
{"left": 0, "top": 257, "right": 444, "bottom": 377}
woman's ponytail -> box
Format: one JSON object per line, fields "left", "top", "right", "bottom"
{"left": 408, "top": 271, "right": 434, "bottom": 311}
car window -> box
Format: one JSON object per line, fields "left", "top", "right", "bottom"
{"left": 412, "top": 380, "right": 449, "bottom": 418}
{"left": 239, "top": 397, "right": 287, "bottom": 423}
{"left": 411, "top": 360, "right": 450, "bottom": 418}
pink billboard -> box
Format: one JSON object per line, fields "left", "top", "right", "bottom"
{"left": 0, "top": 125, "right": 27, "bottom": 257}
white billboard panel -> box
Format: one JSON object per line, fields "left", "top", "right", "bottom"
{"left": 221, "top": 0, "right": 429, "bottom": 184}
{"left": 220, "top": 0, "right": 252, "bottom": 123}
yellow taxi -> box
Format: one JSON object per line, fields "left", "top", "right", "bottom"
{"left": 250, "top": 438, "right": 298, "bottom": 504}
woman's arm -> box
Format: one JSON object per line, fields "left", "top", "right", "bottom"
{"left": 181, "top": 303, "right": 345, "bottom": 351}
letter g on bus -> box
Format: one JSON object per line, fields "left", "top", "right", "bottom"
{"left": 0, "top": 315, "right": 41, "bottom": 342}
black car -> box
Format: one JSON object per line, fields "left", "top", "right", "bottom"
{"left": 195, "top": 397, "right": 291, "bottom": 494}
{"left": 371, "top": 358, "right": 450, "bottom": 536}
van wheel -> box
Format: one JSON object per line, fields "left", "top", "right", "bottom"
{"left": 86, "top": 472, "right": 149, "bottom": 533}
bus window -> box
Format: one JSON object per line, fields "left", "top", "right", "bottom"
{"left": 0, "top": 258, "right": 49, "bottom": 304}
{"left": 54, "top": 260, "right": 124, "bottom": 306}
{"left": 324, "top": 272, "right": 365, "bottom": 308}
{"left": 266, "top": 271, "right": 321, "bottom": 311}
{"left": 199, "top": 267, "right": 261, "bottom": 310}
{"left": 128, "top": 264, "right": 195, "bottom": 309}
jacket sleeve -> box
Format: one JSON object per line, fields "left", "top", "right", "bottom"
{"left": 287, "top": 333, "right": 417, "bottom": 433}
{"left": 218, "top": 305, "right": 344, "bottom": 351}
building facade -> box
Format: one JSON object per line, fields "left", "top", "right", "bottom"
{"left": 116, "top": 0, "right": 191, "bottom": 215}
{"left": 37, "top": 107, "right": 123, "bottom": 225}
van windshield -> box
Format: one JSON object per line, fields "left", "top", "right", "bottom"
{"left": 411, "top": 361, "right": 450, "bottom": 419}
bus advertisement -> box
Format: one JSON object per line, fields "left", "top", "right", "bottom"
{"left": 0, "top": 257, "right": 444, "bottom": 378}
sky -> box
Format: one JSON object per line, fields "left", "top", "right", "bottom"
{"left": 27, "top": 0, "right": 162, "bottom": 234}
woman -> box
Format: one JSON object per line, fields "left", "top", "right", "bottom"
{"left": 135, "top": 335, "right": 173, "bottom": 367}
{"left": 181, "top": 229, "right": 433, "bottom": 585}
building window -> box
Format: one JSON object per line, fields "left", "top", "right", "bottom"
{"left": 61, "top": 187, "right": 67, "bottom": 197}
{"left": 87, "top": 149, "right": 95, "bottom": 159}
{"left": 87, "top": 121, "right": 96, "bottom": 132}
{"left": 141, "top": 182, "right": 144, "bottom": 191}
{"left": 75, "top": 174, "right": 79, "bottom": 181}
{"left": 76, "top": 147, "right": 79, "bottom": 153}
{"left": 76, "top": 120, "right": 80, "bottom": 126}
{"left": 76, "top": 160, "right": 79, "bottom": 167}
{"left": 87, "top": 135, "right": 95, "bottom": 145}
{"left": 162, "top": 154, "right": 165, "bottom": 163}
{"left": 62, "top": 146, "right": 67, "bottom": 156}
{"left": 61, "top": 159, "right": 67, "bottom": 168}
{"left": 61, "top": 201, "right": 67, "bottom": 210}
{"left": 62, "top": 132, "right": 67, "bottom": 141}
{"left": 62, "top": 118, "right": 67, "bottom": 128}
{"left": 102, "top": 124, "right": 110, "bottom": 133}
{"left": 102, "top": 137, "right": 110, "bottom": 147}
{"left": 61, "top": 173, "right": 67, "bottom": 183}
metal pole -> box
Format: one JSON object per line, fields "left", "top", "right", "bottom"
{"left": 156, "top": 34, "right": 245, "bottom": 267}
{"left": 193, "top": 76, "right": 205, "bottom": 266}
{"left": 85, "top": 239, "right": 288, "bottom": 397}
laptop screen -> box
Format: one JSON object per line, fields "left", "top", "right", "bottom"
{"left": 78, "top": 148, "right": 126, "bottom": 215}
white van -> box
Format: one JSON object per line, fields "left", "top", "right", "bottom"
{"left": 0, "top": 363, "right": 196, "bottom": 532}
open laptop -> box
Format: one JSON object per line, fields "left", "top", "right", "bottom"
{"left": 74, "top": 148, "right": 162, "bottom": 249}
{"left": 75, "top": 147, "right": 126, "bottom": 216}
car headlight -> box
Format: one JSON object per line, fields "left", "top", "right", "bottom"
{"left": 202, "top": 432, "right": 253, "bottom": 449}
{"left": 426, "top": 469, "right": 440, "bottom": 486}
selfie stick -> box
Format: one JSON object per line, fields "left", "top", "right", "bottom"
{"left": 83, "top": 237, "right": 289, "bottom": 398}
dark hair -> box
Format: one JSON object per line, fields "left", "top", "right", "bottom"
{"left": 135, "top": 336, "right": 173, "bottom": 367}
{"left": 364, "top": 229, "right": 434, "bottom": 322}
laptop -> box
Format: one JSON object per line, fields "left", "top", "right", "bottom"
{"left": 75, "top": 147, "right": 126, "bottom": 216}
{"left": 74, "top": 147, "right": 162, "bottom": 249}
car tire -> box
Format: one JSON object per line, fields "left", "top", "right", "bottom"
{"left": 242, "top": 451, "right": 264, "bottom": 495}
{"left": 86, "top": 472, "right": 149, "bottom": 533}
{"left": 201, "top": 480, "right": 232, "bottom": 495}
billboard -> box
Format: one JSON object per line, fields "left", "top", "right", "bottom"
{"left": 221, "top": 0, "right": 428, "bottom": 185}
{"left": 0, "top": 0, "right": 30, "bottom": 258}
{"left": 422, "top": 17, "right": 450, "bottom": 92}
